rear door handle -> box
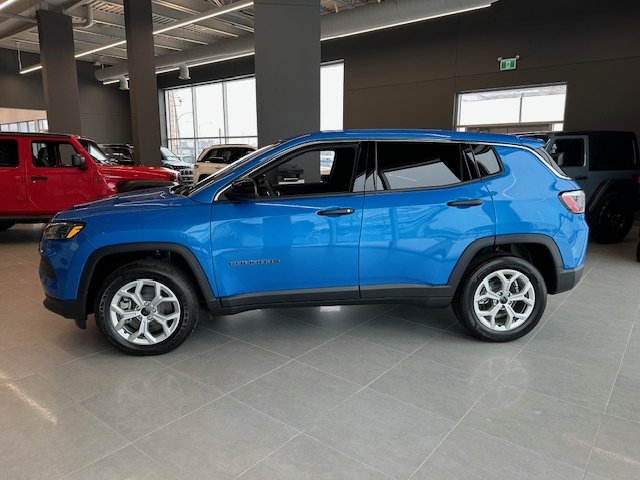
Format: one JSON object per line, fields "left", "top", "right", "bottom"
{"left": 574, "top": 175, "right": 589, "bottom": 180}
{"left": 317, "top": 208, "right": 355, "bottom": 216}
{"left": 447, "top": 199, "right": 483, "bottom": 207}
{"left": 30, "top": 176, "right": 48, "bottom": 181}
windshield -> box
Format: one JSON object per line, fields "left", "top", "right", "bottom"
{"left": 79, "top": 139, "right": 110, "bottom": 164}
{"left": 161, "top": 147, "right": 180, "bottom": 162}
{"left": 180, "top": 142, "right": 279, "bottom": 196}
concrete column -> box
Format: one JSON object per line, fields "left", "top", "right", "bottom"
{"left": 254, "top": 0, "right": 321, "bottom": 148}
{"left": 36, "top": 10, "right": 82, "bottom": 135}
{"left": 123, "top": 0, "right": 161, "bottom": 166}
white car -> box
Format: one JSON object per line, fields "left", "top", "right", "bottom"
{"left": 194, "top": 144, "right": 256, "bottom": 183}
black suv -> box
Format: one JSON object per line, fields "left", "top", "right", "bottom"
{"left": 546, "top": 131, "right": 640, "bottom": 243}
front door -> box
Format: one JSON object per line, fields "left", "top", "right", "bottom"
{"left": 26, "top": 138, "right": 95, "bottom": 215}
{"left": 359, "top": 141, "right": 496, "bottom": 294}
{"left": 211, "top": 142, "right": 366, "bottom": 305}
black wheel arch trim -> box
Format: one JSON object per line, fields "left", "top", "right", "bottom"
{"left": 587, "top": 179, "right": 638, "bottom": 213}
{"left": 74, "top": 242, "right": 219, "bottom": 323}
{"left": 445, "top": 234, "right": 570, "bottom": 295}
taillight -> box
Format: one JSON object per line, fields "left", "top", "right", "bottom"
{"left": 559, "top": 190, "right": 586, "bottom": 214}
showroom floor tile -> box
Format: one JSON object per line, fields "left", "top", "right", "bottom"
{"left": 0, "top": 224, "right": 639, "bottom": 479}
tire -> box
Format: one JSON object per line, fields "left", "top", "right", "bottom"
{"left": 0, "top": 221, "right": 15, "bottom": 232}
{"left": 95, "top": 260, "right": 199, "bottom": 355}
{"left": 453, "top": 256, "right": 547, "bottom": 342}
{"left": 588, "top": 192, "right": 634, "bottom": 244}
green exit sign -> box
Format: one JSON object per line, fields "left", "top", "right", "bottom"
{"left": 499, "top": 56, "right": 519, "bottom": 71}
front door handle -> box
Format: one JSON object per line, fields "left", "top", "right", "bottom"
{"left": 574, "top": 175, "right": 589, "bottom": 180}
{"left": 30, "top": 176, "right": 48, "bottom": 181}
{"left": 317, "top": 208, "right": 355, "bottom": 216}
{"left": 447, "top": 199, "right": 483, "bottom": 207}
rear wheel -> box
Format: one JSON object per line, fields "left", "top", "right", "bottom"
{"left": 454, "top": 256, "right": 546, "bottom": 342}
{"left": 95, "top": 261, "right": 199, "bottom": 355}
{"left": 0, "top": 221, "right": 15, "bottom": 232}
{"left": 589, "top": 192, "right": 634, "bottom": 244}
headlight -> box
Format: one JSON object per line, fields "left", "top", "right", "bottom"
{"left": 43, "top": 222, "right": 85, "bottom": 240}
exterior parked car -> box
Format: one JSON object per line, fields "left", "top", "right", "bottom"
{"left": 194, "top": 144, "right": 304, "bottom": 184}
{"left": 40, "top": 130, "right": 587, "bottom": 355}
{"left": 100, "top": 143, "right": 135, "bottom": 165}
{"left": 194, "top": 144, "right": 256, "bottom": 183}
{"left": 545, "top": 131, "right": 640, "bottom": 243}
{"left": 0, "top": 132, "right": 179, "bottom": 232}
{"left": 161, "top": 147, "right": 194, "bottom": 185}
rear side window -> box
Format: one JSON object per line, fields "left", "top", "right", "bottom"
{"left": 469, "top": 145, "right": 501, "bottom": 176}
{"left": 375, "top": 142, "right": 472, "bottom": 191}
{"left": 0, "top": 139, "right": 19, "bottom": 167}
{"left": 589, "top": 133, "right": 638, "bottom": 171}
{"left": 548, "top": 138, "right": 585, "bottom": 167}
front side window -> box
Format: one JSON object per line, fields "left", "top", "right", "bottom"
{"left": 31, "top": 141, "right": 79, "bottom": 168}
{"left": 250, "top": 144, "right": 359, "bottom": 198}
{"left": 375, "top": 142, "right": 472, "bottom": 191}
{"left": 548, "top": 138, "right": 585, "bottom": 167}
{"left": 0, "top": 139, "right": 19, "bottom": 167}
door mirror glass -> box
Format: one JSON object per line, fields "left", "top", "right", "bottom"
{"left": 71, "top": 153, "right": 86, "bottom": 169}
{"left": 226, "top": 177, "right": 257, "bottom": 201}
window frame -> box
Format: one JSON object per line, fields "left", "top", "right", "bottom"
{"left": 547, "top": 135, "right": 588, "bottom": 168}
{"left": 30, "top": 140, "right": 81, "bottom": 169}
{"left": 215, "top": 140, "right": 367, "bottom": 203}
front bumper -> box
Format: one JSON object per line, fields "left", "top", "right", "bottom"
{"left": 43, "top": 295, "right": 87, "bottom": 329}
{"left": 554, "top": 265, "right": 584, "bottom": 294}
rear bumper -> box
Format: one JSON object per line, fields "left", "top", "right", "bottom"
{"left": 553, "top": 265, "right": 584, "bottom": 294}
{"left": 43, "top": 295, "right": 87, "bottom": 329}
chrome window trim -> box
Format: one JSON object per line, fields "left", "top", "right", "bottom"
{"left": 212, "top": 137, "right": 570, "bottom": 202}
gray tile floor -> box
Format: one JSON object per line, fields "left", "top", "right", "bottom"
{"left": 0, "top": 224, "right": 639, "bottom": 480}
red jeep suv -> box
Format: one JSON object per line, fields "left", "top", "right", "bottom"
{"left": 0, "top": 132, "right": 179, "bottom": 231}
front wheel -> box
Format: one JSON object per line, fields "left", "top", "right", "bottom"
{"left": 454, "top": 256, "right": 547, "bottom": 342}
{"left": 95, "top": 261, "right": 199, "bottom": 355}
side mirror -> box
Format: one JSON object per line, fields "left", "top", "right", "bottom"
{"left": 72, "top": 153, "right": 87, "bottom": 170}
{"left": 226, "top": 177, "right": 257, "bottom": 201}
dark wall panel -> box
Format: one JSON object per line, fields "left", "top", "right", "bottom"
{"left": 0, "top": 48, "right": 132, "bottom": 143}
{"left": 340, "top": 0, "right": 640, "bottom": 136}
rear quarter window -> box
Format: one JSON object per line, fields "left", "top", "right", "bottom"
{"left": 469, "top": 145, "right": 502, "bottom": 176}
{"left": 589, "top": 133, "right": 638, "bottom": 171}
{"left": 536, "top": 147, "right": 569, "bottom": 177}
{"left": 0, "top": 139, "right": 19, "bottom": 167}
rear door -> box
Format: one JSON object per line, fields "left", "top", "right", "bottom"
{"left": 359, "top": 141, "right": 496, "bottom": 295}
{"left": 0, "top": 136, "right": 26, "bottom": 215}
{"left": 26, "top": 138, "right": 95, "bottom": 215}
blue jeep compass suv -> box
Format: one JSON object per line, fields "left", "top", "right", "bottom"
{"left": 39, "top": 130, "right": 588, "bottom": 355}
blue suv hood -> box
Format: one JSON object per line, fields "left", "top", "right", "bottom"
{"left": 54, "top": 187, "right": 194, "bottom": 222}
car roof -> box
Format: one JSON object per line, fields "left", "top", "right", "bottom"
{"left": 0, "top": 131, "right": 76, "bottom": 139}
{"left": 204, "top": 144, "right": 255, "bottom": 149}
{"left": 283, "top": 130, "right": 539, "bottom": 148}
